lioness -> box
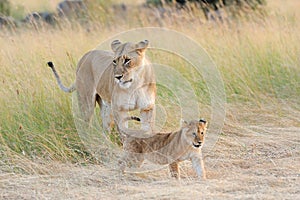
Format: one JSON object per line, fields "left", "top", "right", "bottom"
{"left": 118, "top": 117, "right": 208, "bottom": 180}
{"left": 48, "top": 40, "right": 156, "bottom": 132}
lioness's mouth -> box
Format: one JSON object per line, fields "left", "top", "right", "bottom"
{"left": 193, "top": 143, "right": 201, "bottom": 148}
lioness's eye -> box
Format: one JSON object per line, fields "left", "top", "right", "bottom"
{"left": 201, "top": 132, "right": 204, "bottom": 135}
{"left": 124, "top": 58, "right": 131, "bottom": 65}
{"left": 112, "top": 60, "right": 117, "bottom": 66}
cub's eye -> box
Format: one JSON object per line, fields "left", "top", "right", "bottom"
{"left": 192, "top": 132, "right": 196, "bottom": 137}
{"left": 124, "top": 58, "right": 131, "bottom": 65}
{"left": 112, "top": 60, "right": 117, "bottom": 66}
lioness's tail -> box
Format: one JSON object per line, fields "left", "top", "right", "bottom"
{"left": 126, "top": 116, "right": 141, "bottom": 122}
{"left": 117, "top": 116, "right": 153, "bottom": 138}
{"left": 119, "top": 116, "right": 141, "bottom": 135}
{"left": 47, "top": 61, "right": 76, "bottom": 93}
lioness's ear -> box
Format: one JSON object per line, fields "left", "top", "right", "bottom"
{"left": 111, "top": 40, "right": 122, "bottom": 52}
{"left": 135, "top": 40, "right": 149, "bottom": 53}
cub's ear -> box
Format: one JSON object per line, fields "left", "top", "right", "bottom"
{"left": 111, "top": 40, "right": 122, "bottom": 52}
{"left": 180, "top": 119, "right": 189, "bottom": 127}
{"left": 135, "top": 40, "right": 149, "bottom": 53}
{"left": 199, "top": 119, "right": 208, "bottom": 128}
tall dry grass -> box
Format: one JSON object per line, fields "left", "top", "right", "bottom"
{"left": 0, "top": 0, "right": 299, "bottom": 173}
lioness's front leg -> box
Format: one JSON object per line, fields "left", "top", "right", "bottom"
{"left": 100, "top": 100, "right": 113, "bottom": 132}
{"left": 113, "top": 110, "right": 129, "bottom": 136}
{"left": 140, "top": 106, "right": 155, "bottom": 131}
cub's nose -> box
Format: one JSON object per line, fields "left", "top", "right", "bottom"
{"left": 115, "top": 75, "right": 123, "bottom": 80}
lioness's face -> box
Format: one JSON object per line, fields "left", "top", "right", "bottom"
{"left": 183, "top": 119, "right": 208, "bottom": 148}
{"left": 111, "top": 40, "right": 149, "bottom": 89}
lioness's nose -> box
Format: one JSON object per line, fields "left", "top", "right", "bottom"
{"left": 115, "top": 75, "right": 123, "bottom": 80}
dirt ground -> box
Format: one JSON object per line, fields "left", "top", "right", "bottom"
{"left": 0, "top": 105, "right": 299, "bottom": 199}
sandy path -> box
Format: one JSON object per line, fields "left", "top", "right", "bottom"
{"left": 1, "top": 112, "right": 299, "bottom": 199}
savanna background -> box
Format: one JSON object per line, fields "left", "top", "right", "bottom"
{"left": 0, "top": 0, "right": 299, "bottom": 199}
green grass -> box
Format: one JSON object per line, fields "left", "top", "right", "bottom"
{"left": 0, "top": 0, "right": 299, "bottom": 173}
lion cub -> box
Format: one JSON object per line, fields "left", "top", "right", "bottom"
{"left": 117, "top": 117, "right": 208, "bottom": 180}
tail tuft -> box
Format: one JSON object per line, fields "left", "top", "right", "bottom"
{"left": 47, "top": 61, "right": 54, "bottom": 68}
{"left": 131, "top": 116, "right": 141, "bottom": 122}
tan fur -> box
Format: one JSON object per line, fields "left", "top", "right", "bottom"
{"left": 118, "top": 118, "right": 208, "bottom": 180}
{"left": 48, "top": 40, "right": 156, "bottom": 132}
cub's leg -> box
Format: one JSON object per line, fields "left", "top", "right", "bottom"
{"left": 200, "top": 155, "right": 206, "bottom": 179}
{"left": 169, "top": 162, "right": 180, "bottom": 180}
{"left": 118, "top": 152, "right": 144, "bottom": 173}
{"left": 118, "top": 153, "right": 128, "bottom": 173}
{"left": 191, "top": 152, "right": 206, "bottom": 179}
{"left": 119, "top": 139, "right": 144, "bottom": 173}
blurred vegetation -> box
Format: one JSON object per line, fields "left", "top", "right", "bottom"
{"left": 0, "top": 0, "right": 10, "bottom": 15}
{"left": 145, "top": 0, "right": 267, "bottom": 17}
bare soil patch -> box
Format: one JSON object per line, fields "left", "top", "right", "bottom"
{"left": 1, "top": 105, "right": 299, "bottom": 199}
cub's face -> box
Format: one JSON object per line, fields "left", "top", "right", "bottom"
{"left": 111, "top": 40, "right": 149, "bottom": 89}
{"left": 183, "top": 119, "right": 208, "bottom": 149}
